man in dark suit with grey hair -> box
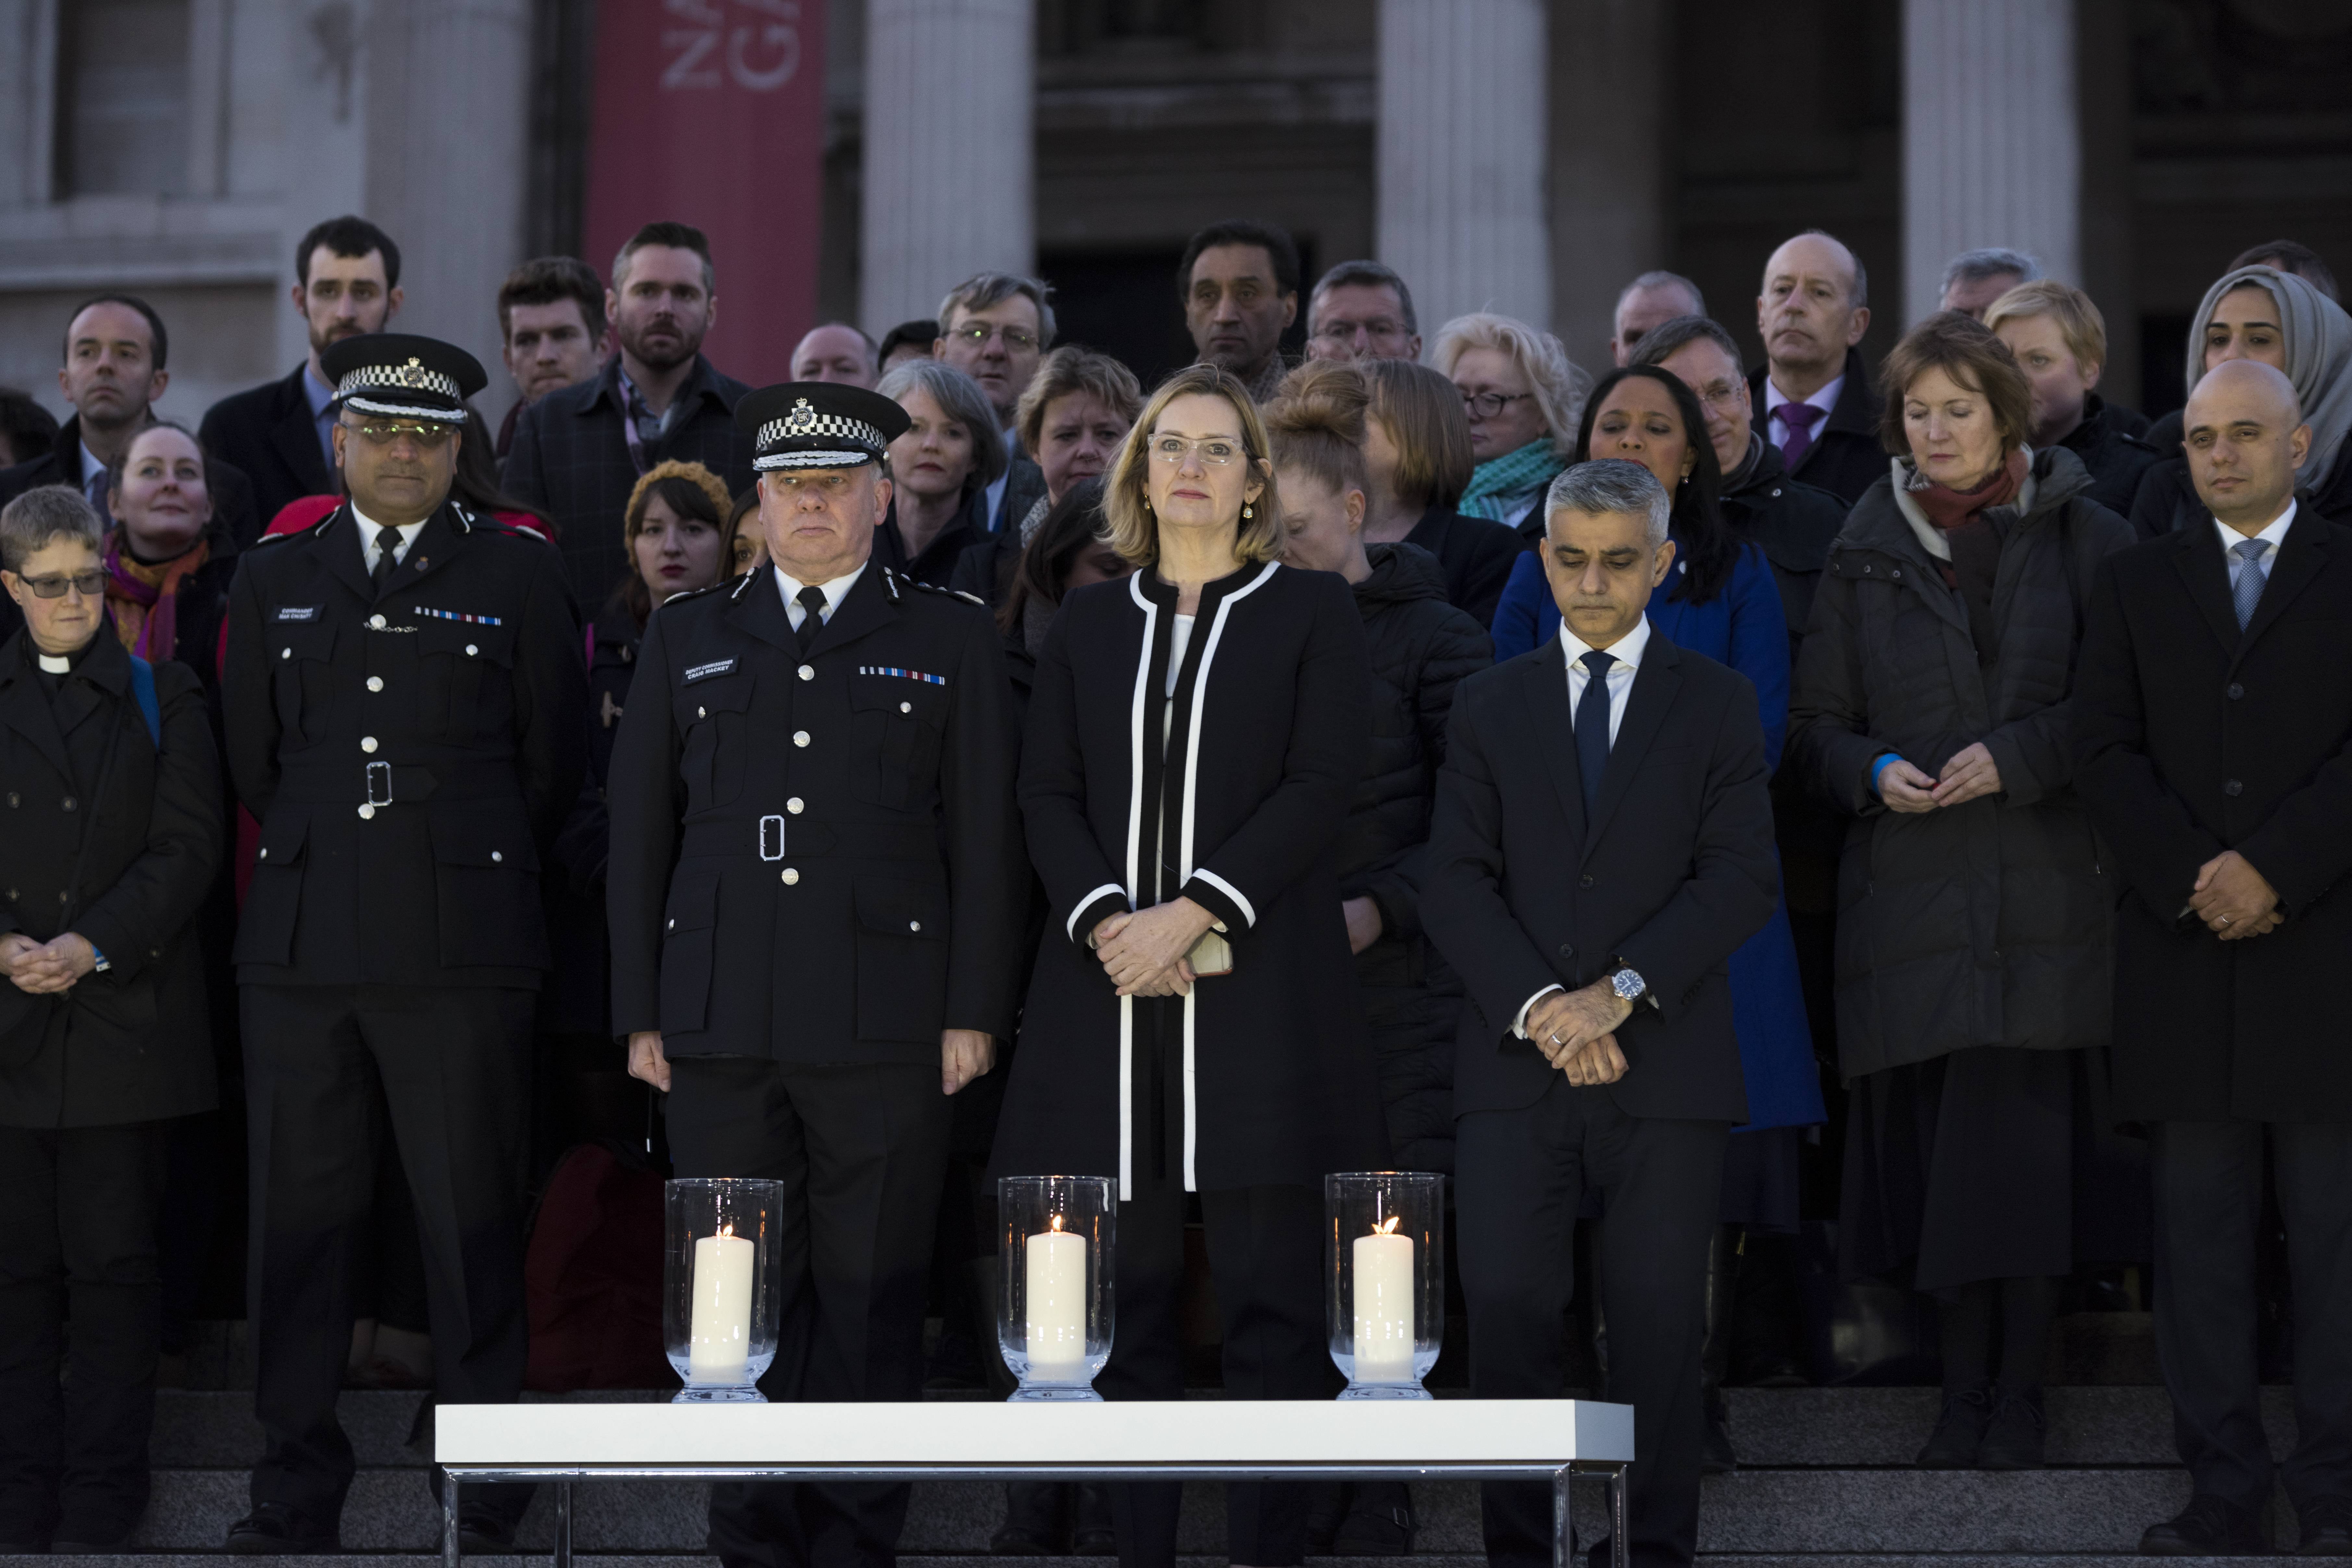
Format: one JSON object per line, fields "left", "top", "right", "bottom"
{"left": 1424, "top": 459, "right": 1780, "bottom": 1568}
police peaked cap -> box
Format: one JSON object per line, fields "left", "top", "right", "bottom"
{"left": 738, "top": 382, "right": 910, "bottom": 471}
{"left": 322, "top": 333, "right": 487, "bottom": 424}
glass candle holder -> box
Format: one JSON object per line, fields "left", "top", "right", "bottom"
{"left": 997, "top": 1175, "right": 1115, "bottom": 1401}
{"left": 663, "top": 1177, "right": 785, "bottom": 1402}
{"left": 1326, "top": 1171, "right": 1444, "bottom": 1399}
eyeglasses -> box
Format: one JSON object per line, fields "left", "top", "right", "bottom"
{"left": 1460, "top": 390, "right": 1534, "bottom": 419}
{"left": 17, "top": 571, "right": 104, "bottom": 599}
{"left": 1312, "top": 319, "right": 1409, "bottom": 344}
{"left": 345, "top": 420, "right": 457, "bottom": 448}
{"left": 1690, "top": 380, "right": 1747, "bottom": 414}
{"left": 949, "top": 324, "right": 1040, "bottom": 352}
{"left": 1149, "top": 435, "right": 1241, "bottom": 466}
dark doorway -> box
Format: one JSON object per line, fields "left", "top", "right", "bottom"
{"left": 2141, "top": 314, "right": 2192, "bottom": 420}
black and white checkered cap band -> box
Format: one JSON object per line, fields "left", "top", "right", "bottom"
{"left": 341, "top": 394, "right": 466, "bottom": 423}
{"left": 752, "top": 409, "right": 885, "bottom": 471}
{"left": 336, "top": 362, "right": 463, "bottom": 403}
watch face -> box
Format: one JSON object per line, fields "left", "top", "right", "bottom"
{"left": 1613, "top": 969, "right": 1643, "bottom": 999}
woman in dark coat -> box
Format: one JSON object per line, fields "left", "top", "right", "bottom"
{"left": 1356, "top": 358, "right": 1525, "bottom": 625}
{"left": 873, "top": 360, "right": 1005, "bottom": 587}
{"left": 1263, "top": 362, "right": 1489, "bottom": 1554}
{"left": 0, "top": 486, "right": 222, "bottom": 1550}
{"left": 991, "top": 365, "right": 1383, "bottom": 1568}
{"left": 1788, "top": 314, "right": 2137, "bottom": 1471}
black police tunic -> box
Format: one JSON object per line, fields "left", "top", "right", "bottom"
{"left": 605, "top": 563, "right": 1024, "bottom": 1064}
{"left": 220, "top": 501, "right": 587, "bottom": 988}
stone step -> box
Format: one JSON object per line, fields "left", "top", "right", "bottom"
{"left": 146, "top": 1387, "right": 2296, "bottom": 1472}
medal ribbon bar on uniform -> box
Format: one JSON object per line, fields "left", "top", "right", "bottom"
{"left": 416, "top": 607, "right": 505, "bottom": 625}
{"left": 859, "top": 666, "right": 947, "bottom": 685}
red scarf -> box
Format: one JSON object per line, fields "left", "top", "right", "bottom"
{"left": 1909, "top": 447, "right": 2028, "bottom": 532}
{"left": 103, "top": 531, "right": 209, "bottom": 661}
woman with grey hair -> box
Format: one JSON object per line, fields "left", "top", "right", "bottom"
{"left": 1432, "top": 312, "right": 1591, "bottom": 542}
{"left": 874, "top": 358, "right": 1009, "bottom": 587}
{"left": 2127, "top": 265, "right": 2352, "bottom": 538}
{"left": 0, "top": 486, "right": 223, "bottom": 1551}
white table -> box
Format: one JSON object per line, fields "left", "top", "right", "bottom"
{"left": 436, "top": 1398, "right": 1634, "bottom": 1568}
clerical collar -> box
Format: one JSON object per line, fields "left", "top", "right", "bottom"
{"left": 37, "top": 654, "right": 69, "bottom": 674}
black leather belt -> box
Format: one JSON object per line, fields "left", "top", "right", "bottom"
{"left": 679, "top": 818, "right": 938, "bottom": 861}
{"left": 277, "top": 758, "right": 522, "bottom": 807}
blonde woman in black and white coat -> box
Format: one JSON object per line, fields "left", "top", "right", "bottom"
{"left": 992, "top": 364, "right": 1384, "bottom": 1568}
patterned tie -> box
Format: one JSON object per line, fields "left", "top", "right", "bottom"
{"left": 83, "top": 468, "right": 113, "bottom": 531}
{"left": 1774, "top": 402, "right": 1824, "bottom": 470}
{"left": 2230, "top": 537, "right": 2272, "bottom": 631}
{"left": 1576, "top": 650, "right": 1615, "bottom": 821}
{"left": 794, "top": 584, "right": 830, "bottom": 654}
{"left": 369, "top": 525, "right": 402, "bottom": 597}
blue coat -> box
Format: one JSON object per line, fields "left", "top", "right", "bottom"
{"left": 1490, "top": 543, "right": 1824, "bottom": 1132}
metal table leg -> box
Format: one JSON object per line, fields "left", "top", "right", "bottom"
{"left": 1552, "top": 1466, "right": 1573, "bottom": 1568}
{"left": 1609, "top": 1464, "right": 1629, "bottom": 1568}
{"left": 441, "top": 1474, "right": 461, "bottom": 1568}
{"left": 554, "top": 1480, "right": 573, "bottom": 1568}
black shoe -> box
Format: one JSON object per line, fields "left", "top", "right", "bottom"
{"left": 1333, "top": 1481, "right": 1415, "bottom": 1555}
{"left": 1071, "top": 1483, "right": 1115, "bottom": 1556}
{"left": 457, "top": 1505, "right": 516, "bottom": 1554}
{"left": 2301, "top": 1497, "right": 2352, "bottom": 1556}
{"left": 224, "top": 1502, "right": 338, "bottom": 1554}
{"left": 2140, "top": 1495, "right": 2267, "bottom": 1556}
{"left": 1976, "top": 1389, "right": 2047, "bottom": 1471}
{"left": 991, "top": 1481, "right": 1068, "bottom": 1555}
{"left": 1915, "top": 1388, "right": 1992, "bottom": 1469}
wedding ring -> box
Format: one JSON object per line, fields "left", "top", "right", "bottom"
{"left": 2221, "top": 915, "right": 2234, "bottom": 925}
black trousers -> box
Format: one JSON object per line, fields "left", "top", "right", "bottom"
{"left": 665, "top": 1056, "right": 952, "bottom": 1568}
{"left": 1100, "top": 995, "right": 1330, "bottom": 1568}
{"left": 241, "top": 983, "right": 535, "bottom": 1523}
{"left": 1457, "top": 1080, "right": 1727, "bottom": 1568}
{"left": 2151, "top": 1119, "right": 2352, "bottom": 1517}
{"left": 0, "top": 1121, "right": 170, "bottom": 1542}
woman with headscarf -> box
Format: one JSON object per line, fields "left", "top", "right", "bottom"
{"left": 2127, "top": 265, "right": 2352, "bottom": 538}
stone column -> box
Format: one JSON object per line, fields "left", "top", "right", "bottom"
{"left": 1377, "top": 0, "right": 1551, "bottom": 335}
{"left": 1902, "top": 0, "right": 2080, "bottom": 325}
{"left": 364, "top": 0, "right": 534, "bottom": 422}
{"left": 860, "top": 0, "right": 1035, "bottom": 334}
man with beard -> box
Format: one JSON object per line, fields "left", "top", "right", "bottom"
{"left": 1748, "top": 230, "right": 1881, "bottom": 507}
{"left": 503, "top": 221, "right": 756, "bottom": 605}
{"left": 202, "top": 217, "right": 403, "bottom": 527}
{"left": 1181, "top": 219, "right": 1301, "bottom": 404}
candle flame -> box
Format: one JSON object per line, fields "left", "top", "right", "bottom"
{"left": 718, "top": 1223, "right": 734, "bottom": 1239}
{"left": 1050, "top": 1214, "right": 1065, "bottom": 1232}
{"left": 1374, "top": 1216, "right": 1401, "bottom": 1235}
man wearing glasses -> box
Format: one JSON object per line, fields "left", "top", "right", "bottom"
{"left": 1304, "top": 260, "right": 1423, "bottom": 364}
{"left": 933, "top": 272, "right": 1053, "bottom": 532}
{"left": 217, "top": 334, "right": 585, "bottom": 1556}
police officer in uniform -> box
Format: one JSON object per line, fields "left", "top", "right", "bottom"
{"left": 608, "top": 383, "right": 1023, "bottom": 1568}
{"left": 217, "top": 334, "right": 586, "bottom": 1552}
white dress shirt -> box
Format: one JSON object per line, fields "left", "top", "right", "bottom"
{"left": 352, "top": 502, "right": 427, "bottom": 575}
{"left": 2214, "top": 498, "right": 2296, "bottom": 584}
{"left": 774, "top": 561, "right": 867, "bottom": 632}
{"left": 1513, "top": 615, "right": 1654, "bottom": 1039}
{"left": 1763, "top": 371, "right": 1844, "bottom": 455}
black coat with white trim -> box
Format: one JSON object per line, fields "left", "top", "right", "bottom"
{"left": 605, "top": 563, "right": 1024, "bottom": 1063}
{"left": 220, "top": 498, "right": 586, "bottom": 987}
{"left": 990, "top": 562, "right": 1389, "bottom": 1193}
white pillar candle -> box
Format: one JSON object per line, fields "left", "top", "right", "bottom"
{"left": 1025, "top": 1219, "right": 1088, "bottom": 1376}
{"left": 1352, "top": 1221, "right": 1417, "bottom": 1383}
{"left": 687, "top": 1226, "right": 756, "bottom": 1383}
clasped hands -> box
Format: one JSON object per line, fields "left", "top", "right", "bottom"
{"left": 1091, "top": 896, "right": 1216, "bottom": 998}
{"left": 1527, "top": 979, "right": 1634, "bottom": 1087}
{"left": 0, "top": 932, "right": 97, "bottom": 995}
{"left": 2188, "top": 849, "right": 2280, "bottom": 941}
{"left": 627, "top": 1027, "right": 998, "bottom": 1097}
{"left": 1878, "top": 742, "right": 2001, "bottom": 814}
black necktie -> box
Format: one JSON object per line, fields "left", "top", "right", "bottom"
{"left": 794, "top": 584, "right": 829, "bottom": 654}
{"left": 1576, "top": 649, "right": 1615, "bottom": 821}
{"left": 369, "top": 525, "right": 402, "bottom": 597}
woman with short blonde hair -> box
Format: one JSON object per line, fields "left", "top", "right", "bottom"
{"left": 1431, "top": 312, "right": 1591, "bottom": 537}
{"left": 993, "top": 359, "right": 1384, "bottom": 1568}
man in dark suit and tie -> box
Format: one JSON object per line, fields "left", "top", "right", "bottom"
{"left": 1423, "top": 460, "right": 1780, "bottom": 1568}
{"left": 2073, "top": 359, "right": 2352, "bottom": 1558}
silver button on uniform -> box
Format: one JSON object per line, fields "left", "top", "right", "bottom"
{"left": 909, "top": 920, "right": 921, "bottom": 933}
{"left": 786, "top": 797, "right": 803, "bottom": 814}
{"left": 466, "top": 644, "right": 479, "bottom": 657}
{"left": 367, "top": 676, "right": 383, "bottom": 692}
{"left": 798, "top": 665, "right": 815, "bottom": 681}
{"left": 358, "top": 804, "right": 375, "bottom": 820}
{"left": 781, "top": 868, "right": 800, "bottom": 885}
{"left": 280, "top": 648, "right": 292, "bottom": 660}
{"left": 361, "top": 737, "right": 378, "bottom": 753}
{"left": 900, "top": 701, "right": 912, "bottom": 714}
{"left": 369, "top": 614, "right": 386, "bottom": 629}
{"left": 793, "top": 730, "right": 810, "bottom": 748}
{"left": 491, "top": 851, "right": 503, "bottom": 863}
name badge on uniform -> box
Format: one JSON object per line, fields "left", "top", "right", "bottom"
{"left": 274, "top": 606, "right": 319, "bottom": 622}
{"left": 685, "top": 658, "right": 738, "bottom": 684}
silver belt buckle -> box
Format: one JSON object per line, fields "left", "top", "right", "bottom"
{"left": 758, "top": 815, "right": 786, "bottom": 860}
{"left": 365, "top": 760, "right": 393, "bottom": 808}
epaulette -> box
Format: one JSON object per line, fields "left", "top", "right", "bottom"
{"left": 653, "top": 578, "right": 736, "bottom": 609}
{"left": 908, "top": 577, "right": 987, "bottom": 609}
{"left": 251, "top": 529, "right": 300, "bottom": 547}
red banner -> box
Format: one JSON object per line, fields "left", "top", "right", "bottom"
{"left": 582, "top": 0, "right": 827, "bottom": 386}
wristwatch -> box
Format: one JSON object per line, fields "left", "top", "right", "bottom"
{"left": 1607, "top": 964, "right": 1646, "bottom": 1005}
